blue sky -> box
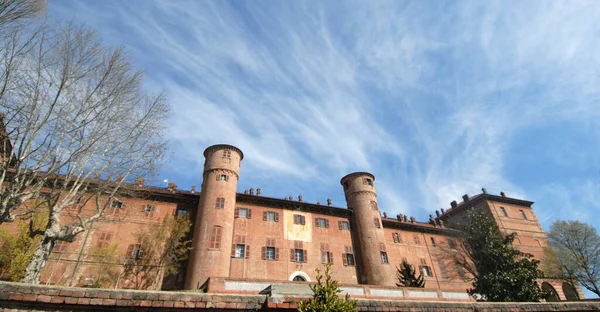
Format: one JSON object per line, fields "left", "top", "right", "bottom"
{"left": 48, "top": 1, "right": 600, "bottom": 233}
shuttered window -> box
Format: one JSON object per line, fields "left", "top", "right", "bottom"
{"left": 209, "top": 226, "right": 223, "bottom": 249}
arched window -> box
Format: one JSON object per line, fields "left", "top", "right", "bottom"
{"left": 293, "top": 276, "right": 306, "bottom": 282}
{"left": 541, "top": 282, "right": 559, "bottom": 302}
{"left": 562, "top": 283, "right": 579, "bottom": 301}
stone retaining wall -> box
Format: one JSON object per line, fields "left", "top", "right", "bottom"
{"left": 2, "top": 281, "right": 600, "bottom": 311}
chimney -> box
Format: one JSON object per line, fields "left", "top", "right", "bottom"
{"left": 397, "top": 213, "right": 403, "bottom": 221}
{"left": 403, "top": 215, "right": 408, "bottom": 222}
{"left": 435, "top": 210, "right": 440, "bottom": 218}
{"left": 256, "top": 187, "right": 261, "bottom": 196}
{"left": 327, "top": 198, "right": 332, "bottom": 206}
{"left": 410, "top": 216, "right": 415, "bottom": 223}
{"left": 191, "top": 185, "right": 196, "bottom": 194}
{"left": 500, "top": 192, "right": 506, "bottom": 197}
{"left": 482, "top": 187, "right": 487, "bottom": 194}
{"left": 462, "top": 194, "right": 469, "bottom": 202}
{"left": 451, "top": 201, "right": 458, "bottom": 209}
{"left": 167, "top": 182, "right": 177, "bottom": 193}
{"left": 438, "top": 219, "right": 445, "bottom": 228}
{"left": 298, "top": 194, "right": 303, "bottom": 202}
{"left": 244, "top": 189, "right": 248, "bottom": 195}
{"left": 440, "top": 208, "right": 445, "bottom": 214}
{"left": 289, "top": 196, "right": 293, "bottom": 201}
{"left": 316, "top": 201, "right": 321, "bottom": 205}
{"left": 134, "top": 177, "right": 145, "bottom": 187}
{"left": 249, "top": 188, "right": 254, "bottom": 195}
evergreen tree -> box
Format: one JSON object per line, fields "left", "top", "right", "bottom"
{"left": 459, "top": 211, "right": 548, "bottom": 302}
{"left": 298, "top": 263, "right": 357, "bottom": 312}
{"left": 395, "top": 260, "right": 425, "bottom": 287}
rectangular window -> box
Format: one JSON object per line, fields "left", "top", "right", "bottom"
{"left": 39, "top": 192, "right": 52, "bottom": 199}
{"left": 266, "top": 247, "right": 275, "bottom": 260}
{"left": 338, "top": 221, "right": 350, "bottom": 231}
{"left": 430, "top": 237, "right": 437, "bottom": 247}
{"left": 393, "top": 233, "right": 401, "bottom": 243}
{"left": 363, "top": 178, "right": 373, "bottom": 186}
{"left": 295, "top": 249, "right": 304, "bottom": 262}
{"left": 175, "top": 208, "right": 188, "bottom": 217}
{"left": 448, "top": 239, "right": 457, "bottom": 249}
{"left": 237, "top": 207, "right": 250, "bottom": 219}
{"left": 209, "top": 226, "right": 222, "bottom": 249}
{"left": 519, "top": 209, "right": 528, "bottom": 220}
{"left": 223, "top": 150, "right": 231, "bottom": 158}
{"left": 380, "top": 251, "right": 389, "bottom": 264}
{"left": 127, "top": 243, "right": 144, "bottom": 260}
{"left": 370, "top": 201, "right": 378, "bottom": 210}
{"left": 291, "top": 241, "right": 307, "bottom": 263}
{"left": 320, "top": 243, "right": 333, "bottom": 264}
{"left": 97, "top": 232, "right": 112, "bottom": 248}
{"left": 215, "top": 197, "right": 225, "bottom": 209}
{"left": 342, "top": 246, "right": 355, "bottom": 266}
{"left": 235, "top": 244, "right": 245, "bottom": 258}
{"left": 414, "top": 234, "right": 421, "bottom": 245}
{"left": 373, "top": 218, "right": 380, "bottom": 228}
{"left": 500, "top": 207, "right": 508, "bottom": 217}
{"left": 420, "top": 266, "right": 432, "bottom": 277}
{"left": 438, "top": 259, "right": 448, "bottom": 279}
{"left": 111, "top": 201, "right": 122, "bottom": 209}
{"left": 293, "top": 214, "right": 306, "bottom": 225}
{"left": 315, "top": 218, "right": 329, "bottom": 228}
{"left": 264, "top": 211, "right": 279, "bottom": 222}
{"left": 143, "top": 204, "right": 155, "bottom": 218}
{"left": 217, "top": 174, "right": 229, "bottom": 181}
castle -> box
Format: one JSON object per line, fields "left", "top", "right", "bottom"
{"left": 0, "top": 144, "right": 583, "bottom": 302}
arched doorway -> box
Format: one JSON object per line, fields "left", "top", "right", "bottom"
{"left": 289, "top": 271, "right": 310, "bottom": 282}
{"left": 541, "top": 282, "right": 559, "bottom": 302}
{"left": 562, "top": 283, "right": 579, "bottom": 301}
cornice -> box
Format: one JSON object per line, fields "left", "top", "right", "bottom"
{"left": 382, "top": 219, "right": 461, "bottom": 236}
{"left": 203, "top": 168, "right": 240, "bottom": 180}
{"left": 236, "top": 194, "right": 352, "bottom": 218}
{"left": 340, "top": 172, "right": 375, "bottom": 184}
{"left": 438, "top": 193, "right": 535, "bottom": 220}
{"left": 203, "top": 144, "right": 244, "bottom": 160}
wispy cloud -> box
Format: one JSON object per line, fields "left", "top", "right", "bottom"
{"left": 49, "top": 0, "right": 600, "bottom": 230}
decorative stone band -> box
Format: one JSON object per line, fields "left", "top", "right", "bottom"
{"left": 203, "top": 144, "right": 244, "bottom": 160}
{"left": 203, "top": 168, "right": 240, "bottom": 180}
{"left": 346, "top": 190, "right": 377, "bottom": 198}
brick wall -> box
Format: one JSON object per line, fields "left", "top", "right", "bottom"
{"left": 2, "top": 281, "right": 600, "bottom": 311}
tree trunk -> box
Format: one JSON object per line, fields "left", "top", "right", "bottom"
{"left": 21, "top": 235, "right": 53, "bottom": 284}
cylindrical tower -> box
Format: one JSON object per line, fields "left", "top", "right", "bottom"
{"left": 184, "top": 144, "right": 243, "bottom": 290}
{"left": 341, "top": 172, "right": 392, "bottom": 285}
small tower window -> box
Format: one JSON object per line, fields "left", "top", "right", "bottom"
{"left": 370, "top": 201, "right": 378, "bottom": 210}
{"left": 420, "top": 265, "right": 432, "bottom": 277}
{"left": 380, "top": 252, "right": 389, "bottom": 264}
{"left": 217, "top": 174, "right": 229, "bottom": 181}
{"left": 373, "top": 218, "right": 381, "bottom": 228}
{"left": 215, "top": 197, "right": 225, "bottom": 209}
{"left": 343, "top": 181, "right": 350, "bottom": 190}
{"left": 223, "top": 150, "right": 231, "bottom": 158}
{"left": 362, "top": 178, "right": 373, "bottom": 186}
{"left": 519, "top": 209, "right": 528, "bottom": 220}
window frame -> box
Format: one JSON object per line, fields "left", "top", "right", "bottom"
{"left": 380, "top": 251, "right": 389, "bottom": 264}
{"left": 294, "top": 249, "right": 304, "bottom": 263}
{"left": 235, "top": 244, "right": 246, "bottom": 258}
{"left": 500, "top": 207, "right": 508, "bottom": 217}
{"left": 238, "top": 207, "right": 249, "bottom": 219}
{"left": 519, "top": 209, "right": 528, "bottom": 220}
{"left": 339, "top": 221, "right": 350, "bottom": 231}
{"left": 215, "top": 197, "right": 225, "bottom": 209}
{"left": 266, "top": 247, "right": 276, "bottom": 260}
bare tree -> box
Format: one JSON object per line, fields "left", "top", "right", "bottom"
{"left": 0, "top": 20, "right": 169, "bottom": 284}
{"left": 548, "top": 220, "right": 600, "bottom": 297}
{"left": 0, "top": 0, "right": 46, "bottom": 30}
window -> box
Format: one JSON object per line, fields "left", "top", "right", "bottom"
{"left": 448, "top": 239, "right": 457, "bottom": 249}
{"left": 223, "top": 150, "right": 231, "bottom": 158}
{"left": 232, "top": 235, "right": 249, "bottom": 259}
{"left": 144, "top": 204, "right": 155, "bottom": 218}
{"left": 39, "top": 192, "right": 52, "bottom": 199}
{"left": 127, "top": 240, "right": 144, "bottom": 260}
{"left": 438, "top": 259, "right": 448, "bottom": 279}
{"left": 234, "top": 245, "right": 246, "bottom": 258}
{"left": 343, "top": 181, "right": 350, "bottom": 190}
{"left": 215, "top": 197, "right": 225, "bottom": 209}
{"left": 342, "top": 246, "right": 355, "bottom": 266}
{"left": 175, "top": 208, "right": 188, "bottom": 217}
{"left": 217, "top": 174, "right": 229, "bottom": 181}
{"left": 263, "top": 211, "right": 279, "bottom": 222}
{"left": 315, "top": 218, "right": 329, "bottom": 228}
{"left": 320, "top": 243, "right": 333, "bottom": 264}
{"left": 380, "top": 252, "right": 389, "bottom": 264}
{"left": 457, "top": 264, "right": 466, "bottom": 280}
{"left": 370, "top": 201, "right": 378, "bottom": 210}
{"left": 420, "top": 265, "right": 432, "bottom": 277}
{"left": 236, "top": 207, "right": 251, "bottom": 219}
{"left": 293, "top": 276, "right": 306, "bottom": 282}
{"left": 430, "top": 237, "right": 437, "bottom": 247}
{"left": 519, "top": 209, "right": 528, "bottom": 220}
{"left": 209, "top": 226, "right": 223, "bottom": 249}
{"left": 363, "top": 178, "right": 373, "bottom": 186}
{"left": 291, "top": 241, "right": 307, "bottom": 263}
{"left": 500, "top": 207, "right": 508, "bottom": 217}
{"left": 108, "top": 200, "right": 122, "bottom": 215}
{"left": 414, "top": 234, "right": 421, "bottom": 245}
{"left": 293, "top": 214, "right": 306, "bottom": 225}
{"left": 97, "top": 232, "right": 112, "bottom": 248}
{"left": 338, "top": 221, "right": 350, "bottom": 231}
{"left": 393, "top": 233, "right": 401, "bottom": 243}
{"left": 262, "top": 238, "right": 279, "bottom": 261}
{"left": 373, "top": 218, "right": 380, "bottom": 228}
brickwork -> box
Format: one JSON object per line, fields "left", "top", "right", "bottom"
{"left": 2, "top": 282, "right": 600, "bottom": 311}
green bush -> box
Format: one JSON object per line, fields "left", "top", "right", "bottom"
{"left": 298, "top": 263, "right": 357, "bottom": 312}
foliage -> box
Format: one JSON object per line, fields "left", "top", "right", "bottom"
{"left": 0, "top": 0, "right": 46, "bottom": 31}
{"left": 0, "top": 16, "right": 169, "bottom": 284}
{"left": 121, "top": 216, "right": 191, "bottom": 290}
{"left": 395, "top": 260, "right": 425, "bottom": 287}
{"left": 298, "top": 263, "right": 357, "bottom": 312}
{"left": 0, "top": 207, "right": 47, "bottom": 281}
{"left": 547, "top": 220, "right": 600, "bottom": 297}
{"left": 447, "top": 211, "right": 548, "bottom": 302}
{"left": 89, "top": 242, "right": 121, "bottom": 288}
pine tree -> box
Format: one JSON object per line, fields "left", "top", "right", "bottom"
{"left": 298, "top": 263, "right": 357, "bottom": 312}
{"left": 395, "top": 260, "right": 425, "bottom": 287}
